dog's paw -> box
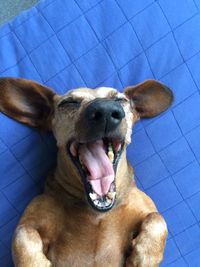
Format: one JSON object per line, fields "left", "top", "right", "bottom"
{"left": 43, "top": 259, "right": 52, "bottom": 267}
{"left": 28, "top": 254, "right": 52, "bottom": 267}
{"left": 37, "top": 255, "right": 52, "bottom": 267}
{"left": 126, "top": 242, "right": 163, "bottom": 267}
{"left": 44, "top": 260, "right": 52, "bottom": 267}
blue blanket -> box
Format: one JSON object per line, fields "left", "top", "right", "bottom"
{"left": 1, "top": 0, "right": 200, "bottom": 266}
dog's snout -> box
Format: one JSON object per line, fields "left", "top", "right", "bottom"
{"left": 85, "top": 99, "right": 125, "bottom": 132}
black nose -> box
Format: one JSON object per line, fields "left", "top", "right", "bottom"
{"left": 85, "top": 99, "right": 125, "bottom": 133}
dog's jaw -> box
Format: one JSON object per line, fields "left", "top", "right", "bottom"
{"left": 67, "top": 138, "right": 125, "bottom": 212}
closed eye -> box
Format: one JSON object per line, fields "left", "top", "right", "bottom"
{"left": 114, "top": 97, "right": 128, "bottom": 103}
{"left": 58, "top": 98, "right": 81, "bottom": 108}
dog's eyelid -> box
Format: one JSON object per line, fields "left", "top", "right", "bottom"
{"left": 58, "top": 98, "right": 81, "bottom": 108}
{"left": 114, "top": 97, "right": 129, "bottom": 103}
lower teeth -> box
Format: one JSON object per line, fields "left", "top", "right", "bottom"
{"left": 106, "top": 197, "right": 112, "bottom": 204}
{"left": 89, "top": 192, "right": 98, "bottom": 200}
{"left": 89, "top": 191, "right": 116, "bottom": 208}
{"left": 107, "top": 192, "right": 116, "bottom": 199}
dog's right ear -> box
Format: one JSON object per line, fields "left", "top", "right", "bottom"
{"left": 0, "top": 78, "right": 56, "bottom": 131}
{"left": 124, "top": 80, "right": 173, "bottom": 118}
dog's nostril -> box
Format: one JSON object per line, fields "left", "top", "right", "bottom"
{"left": 90, "top": 111, "right": 103, "bottom": 121}
{"left": 112, "top": 111, "right": 121, "bottom": 120}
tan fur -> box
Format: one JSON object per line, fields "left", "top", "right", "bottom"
{"left": 0, "top": 78, "right": 173, "bottom": 267}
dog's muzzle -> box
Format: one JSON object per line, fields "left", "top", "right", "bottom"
{"left": 69, "top": 99, "right": 126, "bottom": 212}
{"left": 85, "top": 99, "right": 125, "bottom": 135}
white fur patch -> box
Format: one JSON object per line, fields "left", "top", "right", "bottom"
{"left": 149, "top": 220, "right": 167, "bottom": 236}
{"left": 96, "top": 87, "right": 116, "bottom": 97}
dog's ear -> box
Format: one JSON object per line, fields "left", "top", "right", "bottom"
{"left": 0, "top": 78, "right": 56, "bottom": 130}
{"left": 124, "top": 80, "right": 173, "bottom": 118}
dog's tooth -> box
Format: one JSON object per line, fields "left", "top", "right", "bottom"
{"left": 107, "top": 192, "right": 116, "bottom": 200}
{"left": 106, "top": 197, "right": 112, "bottom": 204}
{"left": 93, "top": 199, "right": 103, "bottom": 208}
{"left": 108, "top": 143, "right": 114, "bottom": 163}
{"left": 117, "top": 143, "right": 122, "bottom": 152}
{"left": 94, "top": 200, "right": 99, "bottom": 205}
{"left": 89, "top": 192, "right": 98, "bottom": 201}
{"left": 108, "top": 150, "right": 114, "bottom": 163}
{"left": 98, "top": 202, "right": 103, "bottom": 208}
{"left": 70, "top": 142, "right": 78, "bottom": 157}
{"left": 108, "top": 143, "right": 112, "bottom": 152}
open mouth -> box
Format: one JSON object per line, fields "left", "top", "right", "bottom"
{"left": 68, "top": 138, "right": 124, "bottom": 212}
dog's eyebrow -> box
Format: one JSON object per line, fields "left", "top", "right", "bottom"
{"left": 96, "top": 89, "right": 128, "bottom": 101}
{"left": 70, "top": 91, "right": 94, "bottom": 100}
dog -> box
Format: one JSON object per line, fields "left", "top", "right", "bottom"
{"left": 0, "top": 78, "right": 173, "bottom": 267}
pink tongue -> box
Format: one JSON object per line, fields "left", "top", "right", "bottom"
{"left": 78, "top": 140, "right": 114, "bottom": 196}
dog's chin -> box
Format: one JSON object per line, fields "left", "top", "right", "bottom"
{"left": 67, "top": 137, "right": 124, "bottom": 212}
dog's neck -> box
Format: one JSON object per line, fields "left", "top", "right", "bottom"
{"left": 45, "top": 148, "right": 135, "bottom": 210}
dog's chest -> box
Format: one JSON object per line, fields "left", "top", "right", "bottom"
{"left": 47, "top": 214, "right": 132, "bottom": 267}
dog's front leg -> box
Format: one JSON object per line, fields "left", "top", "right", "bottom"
{"left": 12, "top": 225, "right": 52, "bottom": 267}
{"left": 126, "top": 212, "right": 167, "bottom": 267}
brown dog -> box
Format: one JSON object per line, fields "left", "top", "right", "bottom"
{"left": 0, "top": 78, "right": 173, "bottom": 267}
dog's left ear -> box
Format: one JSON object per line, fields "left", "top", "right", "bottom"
{"left": 0, "top": 78, "right": 56, "bottom": 131}
{"left": 124, "top": 80, "right": 173, "bottom": 118}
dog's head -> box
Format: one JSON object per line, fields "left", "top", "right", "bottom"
{"left": 0, "top": 78, "right": 173, "bottom": 212}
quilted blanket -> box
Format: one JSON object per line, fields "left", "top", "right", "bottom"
{"left": 1, "top": 0, "right": 200, "bottom": 266}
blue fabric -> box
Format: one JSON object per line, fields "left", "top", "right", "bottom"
{"left": 0, "top": 0, "right": 200, "bottom": 266}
